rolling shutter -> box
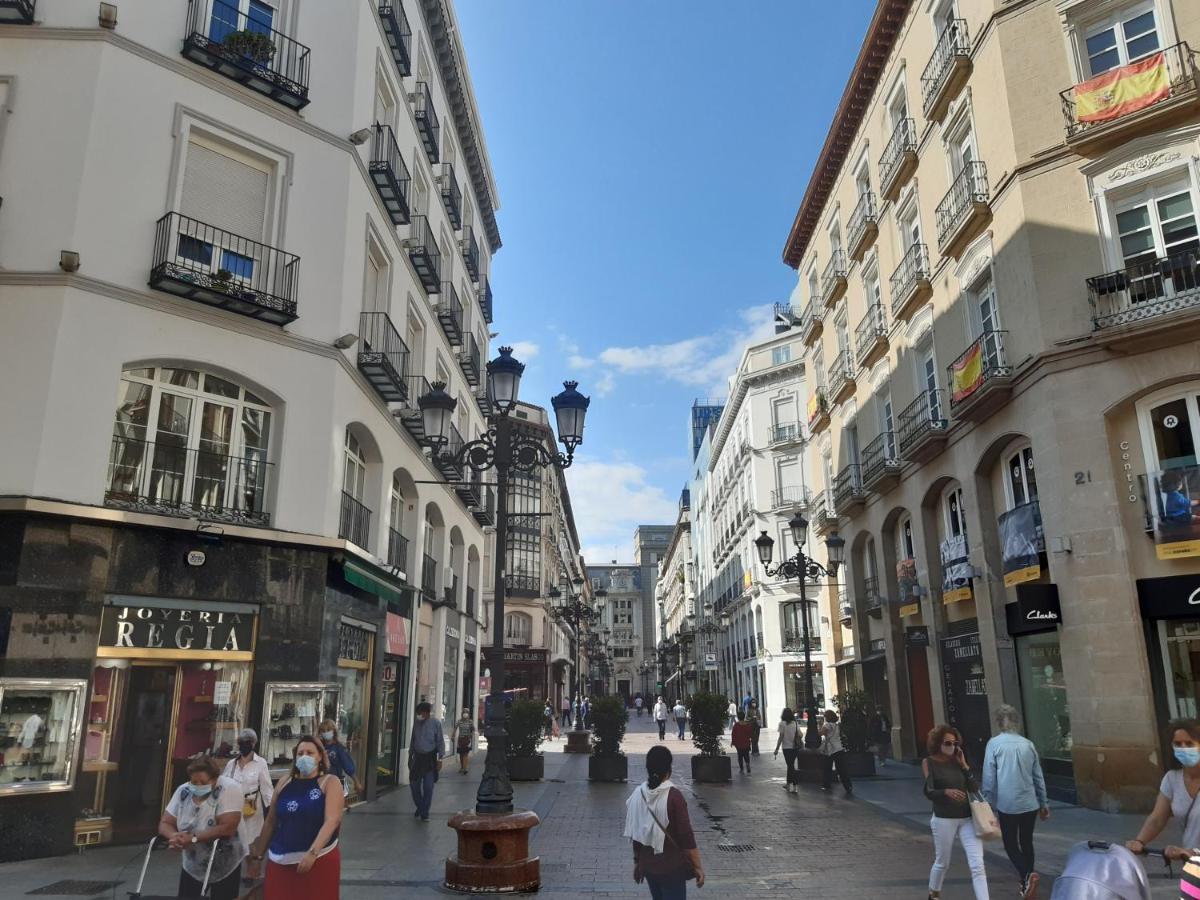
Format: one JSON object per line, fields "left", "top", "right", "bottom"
{"left": 180, "top": 141, "right": 269, "bottom": 241}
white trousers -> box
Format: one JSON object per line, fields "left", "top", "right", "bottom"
{"left": 929, "top": 815, "right": 989, "bottom": 899}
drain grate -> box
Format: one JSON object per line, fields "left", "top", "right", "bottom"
{"left": 27, "top": 881, "right": 121, "bottom": 896}
{"left": 717, "top": 844, "right": 755, "bottom": 853}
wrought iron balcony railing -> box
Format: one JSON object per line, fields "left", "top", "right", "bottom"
{"left": 387, "top": 527, "right": 409, "bottom": 572}
{"left": 781, "top": 631, "right": 821, "bottom": 654}
{"left": 436, "top": 423, "right": 465, "bottom": 480}
{"left": 377, "top": 2, "right": 412, "bottom": 76}
{"left": 357, "top": 311, "right": 409, "bottom": 403}
{"left": 466, "top": 585, "right": 477, "bottom": 616}
{"left": 921, "top": 19, "right": 971, "bottom": 120}
{"left": 421, "top": 553, "right": 438, "bottom": 600}
{"left": 435, "top": 281, "right": 464, "bottom": 345}
{"left": 821, "top": 250, "right": 849, "bottom": 305}
{"left": 948, "top": 329, "right": 1012, "bottom": 414}
{"left": 890, "top": 242, "right": 931, "bottom": 321}
{"left": 770, "top": 422, "right": 804, "bottom": 445}
{"left": 104, "top": 435, "right": 272, "bottom": 526}
{"left": 405, "top": 215, "right": 441, "bottom": 293}
{"left": 833, "top": 463, "right": 865, "bottom": 510}
{"left": 800, "top": 301, "right": 823, "bottom": 345}
{"left": 461, "top": 226, "right": 481, "bottom": 281}
{"left": 936, "top": 161, "right": 989, "bottom": 250}
{"left": 339, "top": 491, "right": 371, "bottom": 547}
{"left": 861, "top": 430, "right": 902, "bottom": 488}
{"left": 182, "top": 0, "right": 310, "bottom": 109}
{"left": 150, "top": 212, "right": 299, "bottom": 325}
{"left": 369, "top": 124, "right": 411, "bottom": 226}
{"left": 0, "top": 0, "right": 35, "bottom": 24}
{"left": 863, "top": 575, "right": 884, "bottom": 611}
{"left": 399, "top": 375, "right": 432, "bottom": 441}
{"left": 855, "top": 302, "right": 888, "bottom": 368}
{"left": 439, "top": 162, "right": 462, "bottom": 230}
{"left": 898, "top": 389, "right": 949, "bottom": 458}
{"left": 458, "top": 331, "right": 481, "bottom": 385}
{"left": 770, "top": 486, "right": 810, "bottom": 509}
{"left": 847, "top": 191, "right": 879, "bottom": 260}
{"left": 879, "top": 117, "right": 917, "bottom": 197}
{"left": 1087, "top": 248, "right": 1200, "bottom": 330}
{"left": 412, "top": 81, "right": 440, "bottom": 163}
{"left": 829, "top": 348, "right": 855, "bottom": 402}
{"left": 479, "top": 276, "right": 494, "bottom": 324}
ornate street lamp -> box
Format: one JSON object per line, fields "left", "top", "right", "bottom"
{"left": 547, "top": 579, "right": 603, "bottom": 737}
{"left": 754, "top": 519, "right": 843, "bottom": 751}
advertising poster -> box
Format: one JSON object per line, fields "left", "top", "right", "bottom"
{"left": 896, "top": 557, "right": 919, "bottom": 607}
{"left": 998, "top": 502, "right": 1043, "bottom": 586}
{"left": 1148, "top": 466, "right": 1200, "bottom": 560}
{"left": 940, "top": 534, "right": 973, "bottom": 604}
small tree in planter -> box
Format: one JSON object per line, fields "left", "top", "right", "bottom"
{"left": 588, "top": 695, "right": 628, "bottom": 782}
{"left": 505, "top": 699, "right": 545, "bottom": 781}
{"left": 833, "top": 688, "right": 876, "bottom": 777}
{"left": 687, "top": 691, "right": 731, "bottom": 783}
{"left": 222, "top": 29, "right": 276, "bottom": 65}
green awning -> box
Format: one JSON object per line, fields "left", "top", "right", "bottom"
{"left": 342, "top": 559, "right": 408, "bottom": 607}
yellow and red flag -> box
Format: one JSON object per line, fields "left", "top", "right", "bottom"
{"left": 807, "top": 392, "right": 822, "bottom": 423}
{"left": 1073, "top": 52, "right": 1169, "bottom": 124}
{"left": 950, "top": 341, "right": 984, "bottom": 403}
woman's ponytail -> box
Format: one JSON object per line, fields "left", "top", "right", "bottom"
{"left": 647, "top": 771, "right": 663, "bottom": 789}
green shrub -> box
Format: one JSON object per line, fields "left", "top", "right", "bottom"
{"left": 223, "top": 29, "right": 276, "bottom": 63}
{"left": 505, "top": 699, "right": 545, "bottom": 758}
{"left": 687, "top": 691, "right": 727, "bottom": 758}
{"left": 833, "top": 688, "right": 872, "bottom": 754}
{"left": 589, "top": 695, "right": 628, "bottom": 756}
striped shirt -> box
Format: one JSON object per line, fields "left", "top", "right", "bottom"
{"left": 1180, "top": 855, "right": 1200, "bottom": 899}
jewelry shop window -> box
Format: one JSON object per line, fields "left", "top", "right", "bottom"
{"left": 0, "top": 679, "right": 86, "bottom": 795}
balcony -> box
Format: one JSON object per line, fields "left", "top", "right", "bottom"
{"left": 339, "top": 491, "right": 371, "bottom": 547}
{"left": 150, "top": 212, "right": 299, "bottom": 325}
{"left": 357, "top": 311, "right": 409, "bottom": 403}
{"left": 773, "top": 302, "right": 802, "bottom": 334}
{"left": 839, "top": 603, "right": 854, "bottom": 625}
{"left": 829, "top": 349, "right": 856, "bottom": 405}
{"left": 479, "top": 277, "right": 494, "bottom": 324}
{"left": 466, "top": 585, "right": 477, "bottom": 616}
{"left": 461, "top": 226, "right": 481, "bottom": 281}
{"left": 472, "top": 484, "right": 495, "bottom": 527}
{"left": 770, "top": 421, "right": 804, "bottom": 447}
{"left": 458, "top": 331, "right": 481, "bottom": 385}
{"left": 387, "top": 527, "right": 409, "bottom": 572}
{"left": 421, "top": 553, "right": 437, "bottom": 602}
{"left": 398, "top": 375, "right": 432, "bottom": 442}
{"left": 369, "top": 124, "right": 411, "bottom": 226}
{"left": 443, "top": 578, "right": 459, "bottom": 610}
{"left": 1060, "top": 42, "right": 1200, "bottom": 155}
{"left": 473, "top": 383, "right": 493, "bottom": 417}
{"left": 0, "top": 0, "right": 34, "bottom": 24}
{"left": 847, "top": 192, "right": 878, "bottom": 261}
{"left": 855, "top": 303, "right": 889, "bottom": 369}
{"left": 104, "top": 435, "right": 272, "bottom": 526}
{"left": 439, "top": 163, "right": 462, "bottom": 230}
{"left": 455, "top": 463, "right": 482, "bottom": 507}
{"left": 936, "top": 161, "right": 989, "bottom": 258}
{"left": 833, "top": 463, "right": 866, "bottom": 513}
{"left": 821, "top": 250, "right": 849, "bottom": 307}
{"left": 948, "top": 329, "right": 1013, "bottom": 422}
{"left": 1087, "top": 249, "right": 1200, "bottom": 344}
{"left": 898, "top": 389, "right": 949, "bottom": 465}
{"left": 435, "top": 281, "right": 464, "bottom": 346}
{"left": 378, "top": 2, "right": 412, "bottom": 76}
{"left": 405, "top": 216, "right": 441, "bottom": 294}
{"left": 800, "top": 302, "right": 823, "bottom": 347}
{"left": 770, "top": 486, "right": 810, "bottom": 510}
{"left": 921, "top": 19, "right": 971, "bottom": 124}
{"left": 436, "top": 423, "right": 465, "bottom": 481}
{"left": 807, "top": 390, "right": 831, "bottom": 435}
{"left": 861, "top": 431, "right": 903, "bottom": 493}
{"left": 879, "top": 117, "right": 918, "bottom": 201}
{"left": 781, "top": 631, "right": 821, "bottom": 654}
{"left": 809, "top": 490, "right": 838, "bottom": 535}
{"left": 182, "top": 0, "right": 310, "bottom": 110}
{"left": 890, "top": 242, "right": 932, "bottom": 323}
{"left": 862, "top": 576, "right": 884, "bottom": 617}
{"left": 412, "top": 82, "right": 440, "bottom": 164}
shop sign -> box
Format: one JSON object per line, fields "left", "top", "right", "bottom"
{"left": 1145, "top": 465, "right": 1200, "bottom": 559}
{"left": 499, "top": 649, "right": 547, "bottom": 663}
{"left": 385, "top": 613, "right": 409, "bottom": 657}
{"left": 905, "top": 626, "right": 930, "bottom": 647}
{"left": 1005, "top": 584, "right": 1062, "bottom": 636}
{"left": 869, "top": 638, "right": 886, "bottom": 654}
{"left": 940, "top": 535, "right": 973, "bottom": 604}
{"left": 465, "top": 634, "right": 477, "bottom": 647}
{"left": 703, "top": 652, "right": 718, "bottom": 671}
{"left": 382, "top": 662, "right": 398, "bottom": 683}
{"left": 186, "top": 550, "right": 206, "bottom": 567}
{"left": 338, "top": 622, "right": 372, "bottom": 663}
{"left": 900, "top": 602, "right": 921, "bottom": 618}
{"left": 998, "top": 503, "right": 1043, "bottom": 586}
{"left": 940, "top": 632, "right": 990, "bottom": 764}
{"left": 98, "top": 603, "right": 255, "bottom": 657}
{"left": 446, "top": 626, "right": 460, "bottom": 639}
{"left": 1137, "top": 573, "right": 1200, "bottom": 619}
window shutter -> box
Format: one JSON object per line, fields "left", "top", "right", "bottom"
{"left": 181, "top": 142, "right": 269, "bottom": 241}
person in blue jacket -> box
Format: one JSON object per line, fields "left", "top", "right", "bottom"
{"left": 319, "top": 720, "right": 362, "bottom": 800}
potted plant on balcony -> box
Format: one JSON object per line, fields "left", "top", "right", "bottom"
{"left": 210, "top": 268, "right": 234, "bottom": 291}
{"left": 587, "top": 695, "right": 628, "bottom": 782}
{"left": 687, "top": 691, "right": 731, "bottom": 783}
{"left": 832, "top": 687, "right": 876, "bottom": 777}
{"left": 505, "top": 699, "right": 545, "bottom": 781}
{"left": 222, "top": 29, "right": 276, "bottom": 66}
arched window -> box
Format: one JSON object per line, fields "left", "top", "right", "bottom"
{"left": 344, "top": 430, "right": 367, "bottom": 501}
{"left": 106, "top": 365, "right": 272, "bottom": 524}
{"left": 1005, "top": 446, "right": 1039, "bottom": 508}
{"left": 945, "top": 486, "right": 967, "bottom": 541}
{"left": 504, "top": 612, "right": 532, "bottom": 647}
{"left": 897, "top": 513, "right": 915, "bottom": 560}
{"left": 388, "top": 475, "right": 407, "bottom": 569}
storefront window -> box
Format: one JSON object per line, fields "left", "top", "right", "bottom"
{"left": 337, "top": 621, "right": 374, "bottom": 782}
{"left": 1160, "top": 619, "right": 1200, "bottom": 719}
{"left": 261, "top": 684, "right": 339, "bottom": 769}
{"left": 0, "top": 679, "right": 85, "bottom": 793}
{"left": 442, "top": 634, "right": 460, "bottom": 723}
{"left": 1015, "top": 632, "right": 1072, "bottom": 762}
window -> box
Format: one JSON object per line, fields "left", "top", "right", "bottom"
{"left": 363, "top": 236, "right": 389, "bottom": 314}
{"left": 807, "top": 268, "right": 820, "bottom": 306}
{"left": 814, "top": 351, "right": 826, "bottom": 390}
{"left": 107, "top": 366, "right": 272, "bottom": 522}
{"left": 389, "top": 475, "right": 405, "bottom": 533}
{"left": 771, "top": 344, "right": 792, "bottom": 366}
{"left": 1139, "top": 387, "right": 1200, "bottom": 474}
{"left": 830, "top": 225, "right": 843, "bottom": 259}
{"left": 918, "top": 339, "right": 941, "bottom": 420}
{"left": 879, "top": 392, "right": 897, "bottom": 456}
{"left": 344, "top": 429, "right": 367, "bottom": 501}
{"left": 209, "top": 0, "right": 275, "bottom": 43}
{"left": 899, "top": 196, "right": 922, "bottom": 250}
{"left": 865, "top": 265, "right": 883, "bottom": 311}
{"left": 949, "top": 119, "right": 977, "bottom": 177}
{"left": 1084, "top": 3, "right": 1160, "bottom": 77}
{"left": 504, "top": 613, "right": 532, "bottom": 646}
{"left": 898, "top": 513, "right": 916, "bottom": 559}
{"left": 374, "top": 70, "right": 397, "bottom": 130}
{"left": 855, "top": 155, "right": 872, "bottom": 198}
{"left": 945, "top": 486, "right": 967, "bottom": 540}
{"left": 835, "top": 315, "right": 850, "bottom": 358}
{"left": 1114, "top": 180, "right": 1199, "bottom": 271}
{"left": 406, "top": 311, "right": 424, "bottom": 378}
{"left": 180, "top": 138, "right": 270, "bottom": 242}
{"left": 887, "top": 77, "right": 909, "bottom": 129}
{"left": 1007, "top": 446, "right": 1039, "bottom": 508}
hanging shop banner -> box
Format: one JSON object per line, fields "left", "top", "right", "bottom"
{"left": 385, "top": 613, "right": 409, "bottom": 657}
{"left": 1146, "top": 466, "right": 1200, "bottom": 560}
{"left": 896, "top": 557, "right": 920, "bottom": 606}
{"left": 950, "top": 340, "right": 985, "bottom": 403}
{"left": 98, "top": 601, "right": 256, "bottom": 659}
{"left": 998, "top": 503, "right": 1044, "bottom": 586}
{"left": 940, "top": 534, "right": 973, "bottom": 604}
{"left": 703, "top": 652, "right": 719, "bottom": 672}
{"left": 899, "top": 602, "right": 921, "bottom": 618}
{"left": 1073, "top": 52, "right": 1168, "bottom": 124}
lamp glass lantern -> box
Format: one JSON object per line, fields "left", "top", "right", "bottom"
{"left": 418, "top": 381, "right": 457, "bottom": 451}
{"left": 789, "top": 513, "right": 809, "bottom": 549}
{"left": 826, "top": 530, "right": 846, "bottom": 575}
{"left": 754, "top": 530, "right": 775, "bottom": 567}
{"left": 551, "top": 381, "right": 590, "bottom": 451}
{"left": 486, "top": 346, "right": 525, "bottom": 414}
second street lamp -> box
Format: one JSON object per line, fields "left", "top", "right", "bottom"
{"left": 754, "top": 514, "right": 844, "bottom": 751}
{"left": 547, "top": 580, "right": 604, "bottom": 739}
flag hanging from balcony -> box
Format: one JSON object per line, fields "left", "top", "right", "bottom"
{"left": 950, "top": 340, "right": 985, "bottom": 403}
{"left": 1073, "top": 52, "right": 1169, "bottom": 124}
{"left": 807, "top": 393, "right": 822, "bottom": 424}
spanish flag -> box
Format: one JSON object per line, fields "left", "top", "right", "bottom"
{"left": 950, "top": 341, "right": 984, "bottom": 403}
{"left": 1073, "top": 52, "right": 1169, "bottom": 124}
{"left": 807, "top": 392, "right": 820, "bottom": 423}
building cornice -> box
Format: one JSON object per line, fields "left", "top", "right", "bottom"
{"left": 709, "top": 357, "right": 806, "bottom": 468}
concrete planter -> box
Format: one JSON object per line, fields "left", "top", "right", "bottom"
{"left": 588, "top": 754, "right": 628, "bottom": 782}
{"left": 507, "top": 754, "right": 544, "bottom": 782}
{"left": 691, "top": 754, "right": 731, "bottom": 783}
{"left": 840, "top": 751, "right": 877, "bottom": 778}
{"left": 794, "top": 750, "right": 826, "bottom": 784}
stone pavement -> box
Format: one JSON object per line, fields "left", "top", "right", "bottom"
{"left": 0, "top": 715, "right": 1188, "bottom": 898}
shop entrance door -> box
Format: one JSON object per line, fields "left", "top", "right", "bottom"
{"left": 112, "top": 665, "right": 176, "bottom": 843}
{"left": 907, "top": 645, "right": 935, "bottom": 757}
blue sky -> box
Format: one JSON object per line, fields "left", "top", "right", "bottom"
{"left": 454, "top": 0, "right": 876, "bottom": 564}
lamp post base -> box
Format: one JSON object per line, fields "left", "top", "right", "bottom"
{"left": 564, "top": 729, "right": 591, "bottom": 753}
{"left": 445, "top": 809, "right": 540, "bottom": 894}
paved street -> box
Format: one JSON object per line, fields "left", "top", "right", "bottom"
{"left": 0, "top": 715, "right": 1183, "bottom": 898}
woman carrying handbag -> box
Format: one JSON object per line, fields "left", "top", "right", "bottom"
{"left": 924, "top": 725, "right": 990, "bottom": 900}
{"left": 623, "top": 746, "right": 705, "bottom": 900}
{"left": 774, "top": 708, "right": 801, "bottom": 794}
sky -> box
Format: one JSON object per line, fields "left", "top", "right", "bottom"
{"left": 453, "top": 0, "right": 877, "bottom": 565}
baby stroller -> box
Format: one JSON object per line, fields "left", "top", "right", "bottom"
{"left": 1049, "top": 842, "right": 1153, "bottom": 900}
{"left": 127, "top": 836, "right": 222, "bottom": 899}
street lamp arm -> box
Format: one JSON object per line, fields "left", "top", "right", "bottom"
{"left": 763, "top": 553, "right": 835, "bottom": 583}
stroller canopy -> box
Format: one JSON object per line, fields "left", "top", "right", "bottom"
{"left": 1050, "top": 842, "right": 1151, "bottom": 900}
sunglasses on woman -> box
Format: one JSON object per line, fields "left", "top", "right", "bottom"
{"left": 941, "top": 741, "right": 960, "bottom": 749}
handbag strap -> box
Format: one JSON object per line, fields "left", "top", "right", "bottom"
{"left": 642, "top": 789, "right": 679, "bottom": 851}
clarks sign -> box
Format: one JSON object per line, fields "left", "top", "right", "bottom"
{"left": 99, "top": 604, "right": 256, "bottom": 657}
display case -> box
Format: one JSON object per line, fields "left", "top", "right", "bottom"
{"left": 261, "top": 683, "right": 339, "bottom": 774}
{"left": 0, "top": 678, "right": 87, "bottom": 796}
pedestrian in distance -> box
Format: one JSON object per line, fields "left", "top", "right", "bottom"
{"left": 655, "top": 696, "right": 669, "bottom": 740}
{"left": 247, "top": 735, "right": 343, "bottom": 900}
{"left": 982, "top": 704, "right": 1049, "bottom": 899}
{"left": 544, "top": 702, "right": 555, "bottom": 740}
{"left": 924, "top": 725, "right": 989, "bottom": 900}
{"left": 561, "top": 694, "right": 573, "bottom": 729}
{"left": 451, "top": 708, "right": 475, "bottom": 774}
{"left": 725, "top": 699, "right": 737, "bottom": 733}
{"left": 731, "top": 712, "right": 753, "bottom": 775}
{"left": 672, "top": 699, "right": 688, "bottom": 741}
{"left": 624, "top": 745, "right": 705, "bottom": 899}
{"left": 158, "top": 755, "right": 245, "bottom": 900}
{"left": 1126, "top": 718, "right": 1200, "bottom": 866}
{"left": 774, "top": 707, "right": 801, "bottom": 794}
{"left": 222, "top": 728, "right": 274, "bottom": 861}
{"left": 635, "top": 695, "right": 644, "bottom": 717}
{"left": 318, "top": 720, "right": 362, "bottom": 801}
{"left": 741, "top": 693, "right": 752, "bottom": 717}
{"left": 581, "top": 696, "right": 591, "bottom": 729}
{"left": 408, "top": 702, "right": 447, "bottom": 822}
{"left": 747, "top": 700, "right": 761, "bottom": 756}
{"left": 819, "top": 709, "right": 853, "bottom": 796}
{"left": 871, "top": 705, "right": 892, "bottom": 767}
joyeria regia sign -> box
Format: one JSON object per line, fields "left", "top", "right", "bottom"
{"left": 98, "top": 602, "right": 257, "bottom": 659}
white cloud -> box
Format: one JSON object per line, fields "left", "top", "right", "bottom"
{"left": 507, "top": 340, "right": 539, "bottom": 361}
{"left": 567, "top": 354, "right": 594, "bottom": 370}
{"left": 565, "top": 459, "right": 676, "bottom": 565}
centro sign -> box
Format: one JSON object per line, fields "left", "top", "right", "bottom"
{"left": 99, "top": 604, "right": 256, "bottom": 656}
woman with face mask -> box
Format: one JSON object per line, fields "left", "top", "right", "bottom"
{"left": 246, "top": 735, "right": 345, "bottom": 899}
{"left": 1127, "top": 719, "right": 1200, "bottom": 866}
{"left": 222, "top": 728, "right": 274, "bottom": 855}
{"left": 158, "top": 755, "right": 245, "bottom": 899}
{"left": 318, "top": 720, "right": 363, "bottom": 801}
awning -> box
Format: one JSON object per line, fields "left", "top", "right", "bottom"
{"left": 342, "top": 558, "right": 407, "bottom": 606}
{"left": 833, "top": 657, "right": 859, "bottom": 668}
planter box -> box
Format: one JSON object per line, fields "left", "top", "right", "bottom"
{"left": 691, "top": 754, "right": 731, "bottom": 783}
{"left": 507, "top": 754, "right": 544, "bottom": 782}
{"left": 564, "top": 729, "right": 591, "bottom": 754}
{"left": 588, "top": 753, "right": 628, "bottom": 782}
{"left": 839, "top": 751, "right": 876, "bottom": 778}
{"left": 794, "top": 750, "right": 826, "bottom": 785}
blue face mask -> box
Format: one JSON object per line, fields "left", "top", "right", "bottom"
{"left": 190, "top": 783, "right": 213, "bottom": 798}
{"left": 1176, "top": 747, "right": 1200, "bottom": 768}
{"left": 295, "top": 755, "right": 318, "bottom": 776}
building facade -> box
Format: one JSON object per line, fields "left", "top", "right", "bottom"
{"left": 0, "top": 0, "right": 499, "bottom": 859}
{"left": 587, "top": 563, "right": 645, "bottom": 704}
{"left": 655, "top": 490, "right": 694, "bottom": 699}
{"left": 781, "top": 0, "right": 1200, "bottom": 809}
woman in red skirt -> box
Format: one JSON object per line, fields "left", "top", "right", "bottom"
{"left": 246, "top": 735, "right": 344, "bottom": 899}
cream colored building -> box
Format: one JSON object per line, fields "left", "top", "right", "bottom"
{"left": 782, "top": 0, "right": 1200, "bottom": 809}
{"left": 655, "top": 489, "right": 695, "bottom": 698}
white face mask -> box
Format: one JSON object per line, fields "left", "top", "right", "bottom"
{"left": 320, "top": 731, "right": 334, "bottom": 742}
